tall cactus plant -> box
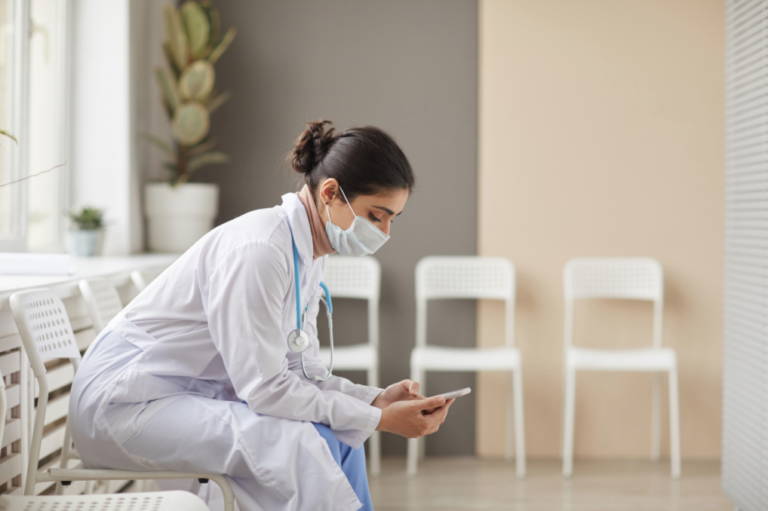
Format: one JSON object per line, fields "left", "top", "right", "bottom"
{"left": 143, "top": 0, "right": 236, "bottom": 185}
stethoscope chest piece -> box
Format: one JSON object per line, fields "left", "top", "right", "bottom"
{"left": 287, "top": 328, "right": 310, "bottom": 353}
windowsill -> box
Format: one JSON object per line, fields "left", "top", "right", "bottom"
{"left": 0, "top": 253, "right": 178, "bottom": 307}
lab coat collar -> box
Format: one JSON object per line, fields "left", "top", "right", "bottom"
{"left": 280, "top": 192, "right": 313, "bottom": 265}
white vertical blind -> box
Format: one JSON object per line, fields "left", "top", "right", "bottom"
{"left": 723, "top": 1, "right": 768, "bottom": 509}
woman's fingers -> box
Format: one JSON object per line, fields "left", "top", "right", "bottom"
{"left": 402, "top": 379, "right": 420, "bottom": 396}
{"left": 421, "top": 398, "right": 455, "bottom": 432}
{"left": 414, "top": 395, "right": 445, "bottom": 411}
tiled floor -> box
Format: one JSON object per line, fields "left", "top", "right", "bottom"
{"left": 369, "top": 458, "right": 731, "bottom": 511}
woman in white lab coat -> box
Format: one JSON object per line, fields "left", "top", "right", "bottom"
{"left": 69, "top": 120, "right": 454, "bottom": 511}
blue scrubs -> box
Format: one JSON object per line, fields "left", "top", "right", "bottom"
{"left": 313, "top": 424, "right": 373, "bottom": 511}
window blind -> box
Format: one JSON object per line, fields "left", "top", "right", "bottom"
{"left": 723, "top": 0, "right": 768, "bottom": 509}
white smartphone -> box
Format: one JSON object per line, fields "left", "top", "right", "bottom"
{"left": 432, "top": 387, "right": 471, "bottom": 400}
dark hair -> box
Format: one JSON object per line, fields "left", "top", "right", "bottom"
{"left": 289, "top": 120, "right": 414, "bottom": 201}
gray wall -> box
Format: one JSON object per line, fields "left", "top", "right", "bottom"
{"left": 200, "top": 0, "right": 478, "bottom": 456}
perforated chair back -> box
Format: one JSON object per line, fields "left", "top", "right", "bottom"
{"left": 79, "top": 279, "right": 124, "bottom": 333}
{"left": 563, "top": 258, "right": 664, "bottom": 349}
{"left": 324, "top": 256, "right": 381, "bottom": 348}
{"left": 415, "top": 256, "right": 516, "bottom": 348}
{"left": 324, "top": 256, "right": 381, "bottom": 299}
{"left": 9, "top": 289, "right": 82, "bottom": 377}
{"left": 564, "top": 258, "right": 663, "bottom": 301}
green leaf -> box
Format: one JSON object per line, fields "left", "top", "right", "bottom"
{"left": 138, "top": 132, "right": 175, "bottom": 157}
{"left": 200, "top": 0, "right": 221, "bottom": 51}
{"left": 178, "top": 60, "right": 215, "bottom": 101}
{"left": 206, "top": 91, "right": 231, "bottom": 115}
{"left": 207, "top": 27, "right": 236, "bottom": 65}
{"left": 155, "top": 67, "right": 179, "bottom": 115}
{"left": 172, "top": 101, "right": 210, "bottom": 146}
{"left": 181, "top": 1, "right": 210, "bottom": 58}
{"left": 188, "top": 151, "right": 230, "bottom": 172}
{"left": 164, "top": 3, "right": 189, "bottom": 71}
{"left": 0, "top": 128, "right": 17, "bottom": 145}
{"left": 69, "top": 206, "right": 104, "bottom": 230}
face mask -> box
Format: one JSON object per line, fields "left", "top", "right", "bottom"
{"left": 325, "top": 186, "right": 390, "bottom": 256}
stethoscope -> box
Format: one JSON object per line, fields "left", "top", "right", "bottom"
{"left": 286, "top": 232, "right": 334, "bottom": 382}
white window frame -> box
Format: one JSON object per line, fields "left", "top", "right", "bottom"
{"left": 0, "top": 0, "right": 71, "bottom": 253}
{"left": 0, "top": 0, "right": 30, "bottom": 252}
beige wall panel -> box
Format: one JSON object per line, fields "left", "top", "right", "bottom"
{"left": 477, "top": 0, "right": 724, "bottom": 459}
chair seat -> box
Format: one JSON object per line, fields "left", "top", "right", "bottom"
{"left": 0, "top": 491, "right": 210, "bottom": 511}
{"left": 567, "top": 347, "right": 677, "bottom": 371}
{"left": 319, "top": 344, "right": 377, "bottom": 370}
{"left": 411, "top": 345, "right": 521, "bottom": 371}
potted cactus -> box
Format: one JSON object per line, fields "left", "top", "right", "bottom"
{"left": 142, "top": 0, "right": 236, "bottom": 253}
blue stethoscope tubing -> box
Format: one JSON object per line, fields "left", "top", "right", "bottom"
{"left": 289, "top": 234, "right": 334, "bottom": 382}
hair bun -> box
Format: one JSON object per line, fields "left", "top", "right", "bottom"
{"left": 290, "top": 120, "right": 336, "bottom": 174}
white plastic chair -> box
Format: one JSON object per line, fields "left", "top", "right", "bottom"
{"left": 9, "top": 288, "right": 235, "bottom": 510}
{"left": 79, "top": 278, "right": 124, "bottom": 333}
{"left": 408, "top": 256, "right": 525, "bottom": 477}
{"left": 318, "top": 255, "right": 382, "bottom": 475}
{"left": 561, "top": 258, "right": 681, "bottom": 479}
{"left": 0, "top": 367, "right": 210, "bottom": 510}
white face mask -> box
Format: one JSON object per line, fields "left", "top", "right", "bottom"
{"left": 325, "top": 186, "right": 390, "bottom": 256}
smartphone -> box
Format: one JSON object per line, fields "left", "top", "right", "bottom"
{"left": 432, "top": 387, "right": 471, "bottom": 400}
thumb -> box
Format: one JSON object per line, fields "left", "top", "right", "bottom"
{"left": 414, "top": 395, "right": 445, "bottom": 410}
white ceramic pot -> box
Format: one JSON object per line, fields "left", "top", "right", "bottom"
{"left": 145, "top": 182, "right": 219, "bottom": 253}
{"left": 67, "top": 229, "right": 103, "bottom": 257}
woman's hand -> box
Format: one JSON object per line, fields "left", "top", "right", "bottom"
{"left": 371, "top": 380, "right": 424, "bottom": 409}
{"left": 375, "top": 395, "right": 455, "bottom": 439}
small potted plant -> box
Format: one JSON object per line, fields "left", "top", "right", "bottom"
{"left": 142, "top": 0, "right": 236, "bottom": 253}
{"left": 67, "top": 207, "right": 105, "bottom": 257}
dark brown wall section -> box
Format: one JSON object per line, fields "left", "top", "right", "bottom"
{"left": 199, "top": 0, "right": 478, "bottom": 456}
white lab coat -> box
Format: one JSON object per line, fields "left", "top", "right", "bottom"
{"left": 69, "top": 193, "right": 382, "bottom": 511}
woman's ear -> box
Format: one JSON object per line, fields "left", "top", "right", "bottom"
{"left": 319, "top": 178, "right": 339, "bottom": 204}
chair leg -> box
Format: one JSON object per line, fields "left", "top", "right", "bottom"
{"left": 407, "top": 365, "right": 423, "bottom": 476}
{"left": 668, "top": 367, "right": 681, "bottom": 479}
{"left": 367, "top": 367, "right": 381, "bottom": 476}
{"left": 505, "top": 372, "right": 514, "bottom": 461}
{"left": 562, "top": 367, "right": 576, "bottom": 478}
{"left": 512, "top": 367, "right": 526, "bottom": 478}
{"left": 211, "top": 475, "right": 236, "bottom": 511}
{"left": 651, "top": 372, "right": 661, "bottom": 462}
